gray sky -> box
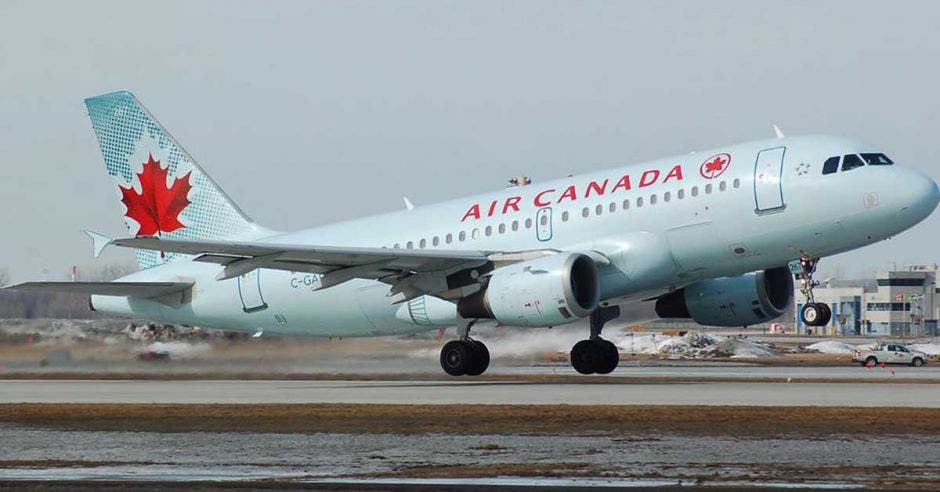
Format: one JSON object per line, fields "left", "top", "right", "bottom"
{"left": 1, "top": 0, "right": 938, "bottom": 281}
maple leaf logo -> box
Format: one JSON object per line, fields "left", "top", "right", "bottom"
{"left": 699, "top": 153, "right": 731, "bottom": 179}
{"left": 119, "top": 154, "right": 192, "bottom": 236}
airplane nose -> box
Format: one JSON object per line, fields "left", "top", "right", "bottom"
{"left": 906, "top": 170, "right": 939, "bottom": 218}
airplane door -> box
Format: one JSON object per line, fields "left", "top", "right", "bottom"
{"left": 754, "top": 147, "right": 786, "bottom": 213}
{"left": 238, "top": 269, "right": 268, "bottom": 313}
{"left": 536, "top": 207, "right": 553, "bottom": 242}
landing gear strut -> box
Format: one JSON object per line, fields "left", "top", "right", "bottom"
{"left": 796, "top": 254, "right": 832, "bottom": 327}
{"left": 570, "top": 305, "right": 621, "bottom": 375}
{"left": 440, "top": 320, "right": 490, "bottom": 376}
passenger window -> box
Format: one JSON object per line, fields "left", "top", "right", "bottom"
{"left": 822, "top": 156, "right": 840, "bottom": 175}
{"left": 719, "top": 181, "right": 726, "bottom": 192}
{"left": 705, "top": 184, "right": 712, "bottom": 194}
{"left": 677, "top": 189, "right": 685, "bottom": 199}
{"left": 650, "top": 194, "right": 657, "bottom": 205}
{"left": 664, "top": 191, "right": 671, "bottom": 202}
{"left": 525, "top": 218, "right": 533, "bottom": 229}
{"left": 582, "top": 207, "right": 590, "bottom": 218}
{"left": 609, "top": 202, "right": 616, "bottom": 213}
{"left": 691, "top": 186, "right": 699, "bottom": 197}
{"left": 406, "top": 241, "right": 413, "bottom": 249}
{"left": 842, "top": 154, "right": 864, "bottom": 171}
{"left": 511, "top": 220, "right": 519, "bottom": 231}
{"left": 459, "top": 231, "right": 466, "bottom": 242}
{"left": 472, "top": 228, "right": 480, "bottom": 239}
{"left": 445, "top": 234, "right": 452, "bottom": 244}
{"left": 561, "top": 211, "right": 569, "bottom": 222}
{"left": 540, "top": 214, "right": 548, "bottom": 226}
{"left": 636, "top": 197, "right": 644, "bottom": 207}
{"left": 732, "top": 178, "right": 740, "bottom": 189}
{"left": 393, "top": 243, "right": 400, "bottom": 249}
{"left": 432, "top": 236, "right": 439, "bottom": 246}
{"left": 484, "top": 226, "right": 492, "bottom": 236}
{"left": 419, "top": 238, "right": 426, "bottom": 248}
{"left": 595, "top": 204, "right": 603, "bottom": 216}
{"left": 498, "top": 223, "right": 506, "bottom": 234}
{"left": 622, "top": 199, "right": 630, "bottom": 210}
{"left": 861, "top": 153, "right": 894, "bottom": 165}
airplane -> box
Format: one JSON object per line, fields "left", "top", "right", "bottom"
{"left": 9, "top": 91, "right": 939, "bottom": 376}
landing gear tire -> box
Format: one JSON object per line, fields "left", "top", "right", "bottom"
{"left": 440, "top": 339, "right": 490, "bottom": 376}
{"left": 570, "top": 339, "right": 619, "bottom": 375}
{"left": 801, "top": 302, "right": 832, "bottom": 327}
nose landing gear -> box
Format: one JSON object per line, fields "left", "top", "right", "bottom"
{"left": 570, "top": 305, "right": 621, "bottom": 375}
{"left": 796, "top": 255, "right": 832, "bottom": 327}
{"left": 440, "top": 320, "right": 490, "bottom": 376}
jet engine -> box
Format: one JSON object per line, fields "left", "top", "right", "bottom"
{"left": 654, "top": 267, "right": 793, "bottom": 327}
{"left": 458, "top": 253, "right": 600, "bottom": 327}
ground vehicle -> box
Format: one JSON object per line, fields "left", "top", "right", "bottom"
{"left": 854, "top": 343, "right": 928, "bottom": 367}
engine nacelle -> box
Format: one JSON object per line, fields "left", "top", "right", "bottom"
{"left": 458, "top": 253, "right": 600, "bottom": 327}
{"left": 655, "top": 267, "right": 793, "bottom": 327}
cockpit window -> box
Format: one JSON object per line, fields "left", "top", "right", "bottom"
{"left": 822, "top": 156, "right": 840, "bottom": 175}
{"left": 861, "top": 153, "right": 894, "bottom": 165}
{"left": 842, "top": 154, "right": 864, "bottom": 172}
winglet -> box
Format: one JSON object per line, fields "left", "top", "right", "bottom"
{"left": 773, "top": 125, "right": 785, "bottom": 139}
{"left": 403, "top": 197, "right": 415, "bottom": 211}
{"left": 83, "top": 229, "right": 114, "bottom": 258}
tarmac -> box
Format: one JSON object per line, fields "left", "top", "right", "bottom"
{"left": 2, "top": 377, "right": 938, "bottom": 406}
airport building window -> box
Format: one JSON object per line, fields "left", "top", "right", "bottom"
{"left": 677, "top": 189, "right": 685, "bottom": 199}
{"left": 691, "top": 186, "right": 699, "bottom": 197}
{"left": 511, "top": 220, "right": 519, "bottom": 231}
{"left": 561, "top": 211, "right": 569, "bottom": 222}
{"left": 484, "top": 226, "right": 492, "bottom": 236}
{"left": 622, "top": 199, "right": 630, "bottom": 209}
{"left": 842, "top": 154, "right": 864, "bottom": 172}
{"left": 867, "top": 302, "right": 911, "bottom": 312}
{"left": 877, "top": 278, "right": 925, "bottom": 287}
{"left": 525, "top": 218, "right": 533, "bottom": 229}
{"left": 445, "top": 234, "right": 452, "bottom": 244}
{"left": 705, "top": 184, "right": 712, "bottom": 194}
{"left": 459, "top": 231, "right": 466, "bottom": 241}
{"left": 609, "top": 202, "right": 616, "bottom": 213}
{"left": 664, "top": 191, "right": 671, "bottom": 202}
{"left": 582, "top": 207, "right": 590, "bottom": 218}
{"left": 822, "top": 156, "right": 840, "bottom": 175}
{"left": 498, "top": 223, "right": 506, "bottom": 234}
{"left": 862, "top": 153, "right": 893, "bottom": 165}
{"left": 419, "top": 238, "right": 426, "bottom": 248}
{"left": 595, "top": 204, "right": 603, "bottom": 216}
{"left": 732, "top": 178, "right": 740, "bottom": 189}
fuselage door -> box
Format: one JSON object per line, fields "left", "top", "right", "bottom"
{"left": 754, "top": 146, "right": 786, "bottom": 213}
{"left": 536, "top": 207, "right": 553, "bottom": 242}
{"left": 238, "top": 269, "right": 268, "bottom": 313}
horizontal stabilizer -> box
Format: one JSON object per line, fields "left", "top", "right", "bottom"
{"left": 7, "top": 281, "right": 193, "bottom": 300}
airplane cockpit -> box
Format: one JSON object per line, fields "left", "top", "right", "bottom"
{"left": 821, "top": 153, "right": 893, "bottom": 175}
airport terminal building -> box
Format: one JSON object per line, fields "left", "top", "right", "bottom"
{"left": 793, "top": 265, "right": 939, "bottom": 337}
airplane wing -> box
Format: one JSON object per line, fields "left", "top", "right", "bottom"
{"left": 7, "top": 281, "right": 194, "bottom": 303}
{"left": 111, "top": 237, "right": 547, "bottom": 302}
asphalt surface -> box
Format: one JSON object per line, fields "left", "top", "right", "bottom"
{"left": 3, "top": 378, "right": 938, "bottom": 406}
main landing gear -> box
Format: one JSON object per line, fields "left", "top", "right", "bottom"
{"left": 796, "top": 255, "right": 832, "bottom": 327}
{"left": 440, "top": 320, "right": 490, "bottom": 376}
{"left": 570, "top": 305, "right": 621, "bottom": 375}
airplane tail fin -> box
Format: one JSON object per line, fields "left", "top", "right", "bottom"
{"left": 84, "top": 91, "right": 273, "bottom": 269}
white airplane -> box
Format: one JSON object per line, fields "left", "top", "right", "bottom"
{"left": 10, "top": 92, "right": 939, "bottom": 376}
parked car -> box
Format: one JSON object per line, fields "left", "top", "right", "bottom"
{"left": 853, "top": 343, "right": 928, "bottom": 367}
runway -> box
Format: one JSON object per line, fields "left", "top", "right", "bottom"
{"left": 3, "top": 378, "right": 938, "bottom": 406}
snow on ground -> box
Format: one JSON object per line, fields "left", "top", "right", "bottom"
{"left": 804, "top": 340, "right": 859, "bottom": 355}
{"left": 909, "top": 340, "right": 940, "bottom": 355}
{"left": 142, "top": 341, "right": 212, "bottom": 359}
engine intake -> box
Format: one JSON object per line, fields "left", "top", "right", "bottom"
{"left": 458, "top": 253, "right": 600, "bottom": 327}
{"left": 655, "top": 267, "right": 793, "bottom": 327}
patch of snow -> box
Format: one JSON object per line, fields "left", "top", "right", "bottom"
{"left": 805, "top": 340, "right": 858, "bottom": 355}
{"left": 142, "top": 341, "right": 211, "bottom": 359}
{"left": 909, "top": 341, "right": 940, "bottom": 356}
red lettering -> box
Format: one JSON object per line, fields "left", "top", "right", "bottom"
{"left": 663, "top": 165, "right": 683, "bottom": 183}
{"left": 461, "top": 204, "right": 481, "bottom": 222}
{"left": 639, "top": 169, "right": 660, "bottom": 187}
{"left": 486, "top": 200, "right": 498, "bottom": 217}
{"left": 611, "top": 174, "right": 632, "bottom": 192}
{"left": 534, "top": 188, "right": 555, "bottom": 207}
{"left": 502, "top": 196, "right": 521, "bottom": 214}
{"left": 557, "top": 185, "right": 578, "bottom": 203}
{"left": 585, "top": 179, "right": 609, "bottom": 198}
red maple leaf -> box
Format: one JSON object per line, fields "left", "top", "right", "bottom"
{"left": 704, "top": 156, "right": 727, "bottom": 173}
{"left": 120, "top": 154, "right": 192, "bottom": 236}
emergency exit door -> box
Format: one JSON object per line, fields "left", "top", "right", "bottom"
{"left": 238, "top": 269, "right": 268, "bottom": 313}
{"left": 536, "top": 207, "right": 553, "bottom": 242}
{"left": 754, "top": 147, "right": 786, "bottom": 212}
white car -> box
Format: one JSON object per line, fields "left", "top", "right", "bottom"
{"left": 853, "top": 343, "right": 929, "bottom": 367}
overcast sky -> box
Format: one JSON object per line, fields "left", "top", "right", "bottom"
{"left": 0, "top": 0, "right": 938, "bottom": 281}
